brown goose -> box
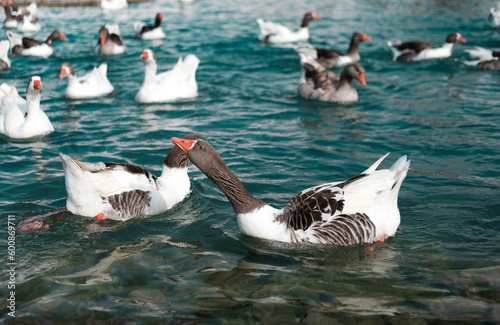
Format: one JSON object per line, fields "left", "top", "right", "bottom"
{"left": 298, "top": 58, "right": 366, "bottom": 103}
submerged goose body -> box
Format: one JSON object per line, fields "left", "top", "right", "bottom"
{"left": 136, "top": 49, "right": 199, "bottom": 103}
{"left": 134, "top": 13, "right": 165, "bottom": 40}
{"left": 297, "top": 55, "right": 366, "bottom": 103}
{"left": 172, "top": 137, "right": 410, "bottom": 245}
{"left": 60, "top": 134, "right": 205, "bottom": 220}
{"left": 59, "top": 62, "right": 114, "bottom": 98}
{"left": 7, "top": 29, "right": 67, "bottom": 57}
{"left": 297, "top": 32, "right": 372, "bottom": 69}
{"left": 388, "top": 32, "right": 466, "bottom": 62}
{"left": 464, "top": 46, "right": 500, "bottom": 71}
{"left": 96, "top": 25, "right": 126, "bottom": 56}
{"left": 257, "top": 12, "right": 321, "bottom": 44}
{"left": 0, "top": 76, "right": 54, "bottom": 139}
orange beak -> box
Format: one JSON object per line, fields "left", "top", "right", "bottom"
{"left": 458, "top": 35, "right": 466, "bottom": 43}
{"left": 159, "top": 13, "right": 164, "bottom": 21}
{"left": 171, "top": 137, "right": 195, "bottom": 153}
{"left": 100, "top": 36, "right": 105, "bottom": 46}
{"left": 59, "top": 68, "right": 67, "bottom": 80}
{"left": 33, "top": 80, "right": 42, "bottom": 90}
{"left": 357, "top": 73, "right": 366, "bottom": 87}
{"left": 312, "top": 14, "right": 321, "bottom": 20}
{"left": 60, "top": 33, "right": 67, "bottom": 41}
{"left": 141, "top": 51, "right": 148, "bottom": 60}
{"left": 362, "top": 33, "right": 372, "bottom": 42}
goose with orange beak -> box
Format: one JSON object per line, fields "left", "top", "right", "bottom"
{"left": 171, "top": 136, "right": 409, "bottom": 246}
{"left": 297, "top": 56, "right": 367, "bottom": 103}
{"left": 96, "top": 25, "right": 126, "bottom": 56}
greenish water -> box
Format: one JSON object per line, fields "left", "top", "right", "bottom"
{"left": 1, "top": 0, "right": 499, "bottom": 323}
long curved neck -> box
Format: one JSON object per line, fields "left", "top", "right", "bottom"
{"left": 25, "top": 92, "right": 41, "bottom": 119}
{"left": 338, "top": 70, "right": 353, "bottom": 89}
{"left": 346, "top": 37, "right": 360, "bottom": 56}
{"left": 154, "top": 16, "right": 162, "bottom": 28}
{"left": 202, "top": 161, "right": 266, "bottom": 215}
{"left": 143, "top": 61, "right": 157, "bottom": 85}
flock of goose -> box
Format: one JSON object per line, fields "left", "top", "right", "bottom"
{"left": 0, "top": 1, "right": 200, "bottom": 140}
{"left": 1, "top": 2, "right": 497, "bottom": 245}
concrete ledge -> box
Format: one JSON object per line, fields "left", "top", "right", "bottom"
{"left": 10, "top": 0, "right": 152, "bottom": 7}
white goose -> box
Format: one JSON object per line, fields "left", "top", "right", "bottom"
{"left": 17, "top": 2, "right": 39, "bottom": 33}
{"left": 59, "top": 62, "right": 114, "bottom": 99}
{"left": 171, "top": 137, "right": 410, "bottom": 245}
{"left": 60, "top": 134, "right": 205, "bottom": 220}
{"left": 134, "top": 13, "right": 166, "bottom": 40}
{"left": 0, "top": 76, "right": 54, "bottom": 139}
{"left": 0, "top": 40, "right": 11, "bottom": 70}
{"left": 135, "top": 49, "right": 199, "bottom": 103}
{"left": 101, "top": 0, "right": 127, "bottom": 10}
{"left": 257, "top": 12, "right": 321, "bottom": 44}
{"left": 488, "top": 3, "right": 500, "bottom": 29}
{"left": 387, "top": 32, "right": 466, "bottom": 62}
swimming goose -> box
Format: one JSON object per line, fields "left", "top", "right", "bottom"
{"left": 2, "top": 0, "right": 23, "bottom": 28}
{"left": 96, "top": 25, "right": 126, "bottom": 55}
{"left": 464, "top": 46, "right": 500, "bottom": 71}
{"left": 488, "top": 4, "right": 500, "bottom": 29}
{"left": 7, "top": 29, "right": 67, "bottom": 57}
{"left": 101, "top": 0, "right": 127, "bottom": 10}
{"left": 17, "top": 2, "right": 39, "bottom": 32}
{"left": 387, "top": 32, "right": 466, "bottom": 62}
{"left": 0, "top": 76, "right": 54, "bottom": 139}
{"left": 59, "top": 62, "right": 114, "bottom": 99}
{"left": 60, "top": 134, "right": 206, "bottom": 220}
{"left": 297, "top": 32, "right": 372, "bottom": 69}
{"left": 134, "top": 13, "right": 166, "bottom": 40}
{"left": 298, "top": 56, "right": 366, "bottom": 103}
{"left": 136, "top": 49, "right": 199, "bottom": 103}
{"left": 257, "top": 12, "right": 321, "bottom": 44}
{"left": 0, "top": 40, "right": 11, "bottom": 70}
{"left": 171, "top": 137, "right": 409, "bottom": 245}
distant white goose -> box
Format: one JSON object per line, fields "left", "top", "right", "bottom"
{"left": 172, "top": 136, "right": 410, "bottom": 245}
{"left": 134, "top": 13, "right": 166, "bottom": 40}
{"left": 464, "top": 46, "right": 500, "bottom": 70}
{"left": 257, "top": 12, "right": 321, "bottom": 44}
{"left": 17, "top": 2, "right": 39, "bottom": 33}
{"left": 0, "top": 40, "right": 11, "bottom": 69}
{"left": 96, "top": 25, "right": 126, "bottom": 55}
{"left": 0, "top": 76, "right": 54, "bottom": 139}
{"left": 488, "top": 3, "right": 500, "bottom": 29}
{"left": 59, "top": 62, "right": 114, "bottom": 99}
{"left": 7, "top": 29, "right": 67, "bottom": 57}
{"left": 101, "top": 0, "right": 127, "bottom": 10}
{"left": 387, "top": 32, "right": 466, "bottom": 62}
{"left": 136, "top": 49, "right": 199, "bottom": 103}
{"left": 60, "top": 134, "right": 206, "bottom": 220}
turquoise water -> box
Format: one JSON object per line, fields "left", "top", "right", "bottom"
{"left": 1, "top": 0, "right": 499, "bottom": 323}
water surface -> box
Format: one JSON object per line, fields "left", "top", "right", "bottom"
{"left": 1, "top": 0, "right": 499, "bottom": 323}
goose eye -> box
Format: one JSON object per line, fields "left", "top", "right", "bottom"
{"left": 198, "top": 144, "right": 204, "bottom": 150}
